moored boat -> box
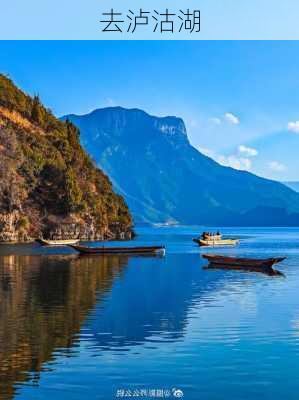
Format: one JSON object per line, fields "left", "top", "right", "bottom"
{"left": 69, "top": 244, "right": 166, "bottom": 255}
{"left": 37, "top": 238, "right": 80, "bottom": 246}
{"left": 202, "top": 254, "right": 286, "bottom": 270}
{"left": 193, "top": 238, "right": 239, "bottom": 247}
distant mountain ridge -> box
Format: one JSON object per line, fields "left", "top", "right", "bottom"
{"left": 283, "top": 181, "right": 299, "bottom": 193}
{"left": 63, "top": 107, "right": 299, "bottom": 226}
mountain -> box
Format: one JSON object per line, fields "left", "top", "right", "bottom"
{"left": 283, "top": 181, "right": 299, "bottom": 192}
{"left": 63, "top": 107, "right": 299, "bottom": 226}
{"left": 0, "top": 76, "right": 132, "bottom": 242}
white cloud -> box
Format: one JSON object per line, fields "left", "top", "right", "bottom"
{"left": 208, "top": 113, "right": 240, "bottom": 126}
{"left": 218, "top": 155, "right": 252, "bottom": 171}
{"left": 209, "top": 117, "right": 221, "bottom": 125}
{"left": 198, "top": 146, "right": 252, "bottom": 171}
{"left": 287, "top": 121, "right": 299, "bottom": 133}
{"left": 238, "top": 145, "right": 258, "bottom": 157}
{"left": 197, "top": 146, "right": 215, "bottom": 158}
{"left": 224, "top": 112, "right": 240, "bottom": 125}
{"left": 268, "top": 161, "right": 286, "bottom": 172}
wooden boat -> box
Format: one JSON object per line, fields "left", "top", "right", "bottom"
{"left": 193, "top": 238, "right": 239, "bottom": 247}
{"left": 69, "top": 244, "right": 166, "bottom": 255}
{"left": 202, "top": 254, "right": 286, "bottom": 270}
{"left": 37, "top": 238, "right": 80, "bottom": 246}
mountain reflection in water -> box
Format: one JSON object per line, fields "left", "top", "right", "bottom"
{"left": 0, "top": 251, "right": 226, "bottom": 399}
{"left": 0, "top": 254, "right": 128, "bottom": 399}
{"left": 0, "top": 226, "right": 298, "bottom": 400}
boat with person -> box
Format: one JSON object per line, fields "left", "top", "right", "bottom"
{"left": 68, "top": 244, "right": 166, "bottom": 256}
{"left": 202, "top": 254, "right": 286, "bottom": 274}
{"left": 193, "top": 231, "right": 239, "bottom": 247}
{"left": 37, "top": 238, "right": 80, "bottom": 246}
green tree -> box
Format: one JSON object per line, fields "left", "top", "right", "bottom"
{"left": 65, "top": 168, "right": 83, "bottom": 212}
{"left": 31, "top": 95, "right": 44, "bottom": 125}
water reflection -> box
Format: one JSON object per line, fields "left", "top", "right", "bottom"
{"left": 0, "top": 254, "right": 128, "bottom": 399}
{"left": 81, "top": 254, "right": 253, "bottom": 351}
{"left": 0, "top": 252, "right": 232, "bottom": 398}
{"left": 203, "top": 264, "right": 285, "bottom": 276}
{"left": 0, "top": 227, "right": 295, "bottom": 400}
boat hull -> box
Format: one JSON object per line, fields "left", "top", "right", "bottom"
{"left": 37, "top": 239, "right": 80, "bottom": 246}
{"left": 69, "top": 244, "right": 166, "bottom": 255}
{"left": 202, "top": 254, "right": 286, "bottom": 269}
{"left": 193, "top": 238, "right": 239, "bottom": 247}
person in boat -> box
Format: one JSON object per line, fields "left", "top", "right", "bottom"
{"left": 201, "top": 231, "right": 222, "bottom": 240}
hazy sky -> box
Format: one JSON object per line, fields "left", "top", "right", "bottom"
{"left": 1, "top": 41, "right": 299, "bottom": 180}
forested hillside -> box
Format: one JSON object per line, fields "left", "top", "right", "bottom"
{"left": 0, "top": 75, "right": 132, "bottom": 242}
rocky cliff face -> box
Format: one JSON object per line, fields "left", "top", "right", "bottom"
{"left": 65, "top": 106, "right": 299, "bottom": 226}
{"left": 0, "top": 76, "right": 133, "bottom": 242}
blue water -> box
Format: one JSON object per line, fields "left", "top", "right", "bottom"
{"left": 1, "top": 226, "right": 299, "bottom": 399}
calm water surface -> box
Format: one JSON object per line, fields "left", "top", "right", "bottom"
{"left": 1, "top": 227, "right": 299, "bottom": 400}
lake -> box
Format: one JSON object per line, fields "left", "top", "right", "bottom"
{"left": 1, "top": 226, "right": 299, "bottom": 400}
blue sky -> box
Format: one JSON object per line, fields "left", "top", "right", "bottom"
{"left": 1, "top": 41, "right": 299, "bottom": 180}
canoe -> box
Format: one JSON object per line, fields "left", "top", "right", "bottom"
{"left": 37, "top": 238, "right": 80, "bottom": 246}
{"left": 193, "top": 238, "right": 239, "bottom": 247}
{"left": 202, "top": 254, "right": 286, "bottom": 269}
{"left": 69, "top": 244, "right": 166, "bottom": 255}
